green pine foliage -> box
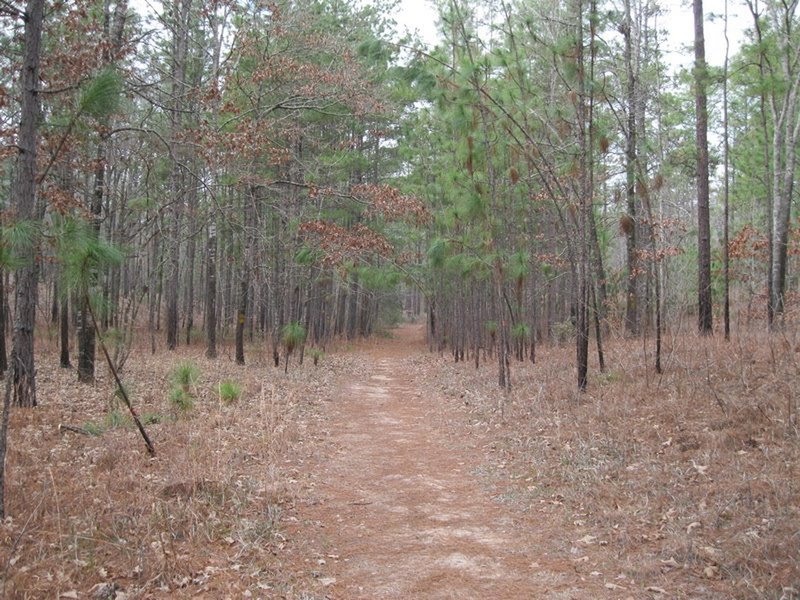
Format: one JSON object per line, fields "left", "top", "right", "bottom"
{"left": 0, "top": 220, "right": 37, "bottom": 270}
{"left": 281, "top": 322, "right": 307, "bottom": 373}
{"left": 170, "top": 387, "right": 194, "bottom": 411}
{"left": 309, "top": 348, "right": 324, "bottom": 366}
{"left": 169, "top": 361, "right": 200, "bottom": 411}
{"left": 78, "top": 67, "right": 123, "bottom": 119}
{"left": 54, "top": 215, "right": 124, "bottom": 297}
{"left": 218, "top": 380, "right": 242, "bottom": 404}
{"left": 512, "top": 323, "right": 531, "bottom": 340}
{"left": 281, "top": 322, "right": 307, "bottom": 355}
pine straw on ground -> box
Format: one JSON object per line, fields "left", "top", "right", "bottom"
{"left": 1, "top": 325, "right": 798, "bottom": 599}
{"left": 431, "top": 325, "right": 800, "bottom": 599}
{"left": 0, "top": 337, "right": 354, "bottom": 599}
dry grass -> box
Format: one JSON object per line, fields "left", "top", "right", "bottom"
{"left": 0, "top": 335, "right": 352, "bottom": 599}
{"left": 1, "top": 323, "right": 798, "bottom": 599}
{"left": 432, "top": 324, "right": 800, "bottom": 599}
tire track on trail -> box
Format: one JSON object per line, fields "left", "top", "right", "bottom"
{"left": 288, "top": 325, "right": 587, "bottom": 599}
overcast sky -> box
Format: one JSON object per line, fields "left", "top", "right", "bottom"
{"left": 391, "top": 0, "right": 751, "bottom": 70}
{"left": 129, "top": 0, "right": 750, "bottom": 71}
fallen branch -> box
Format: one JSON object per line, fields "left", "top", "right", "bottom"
{"left": 86, "top": 294, "right": 155, "bottom": 456}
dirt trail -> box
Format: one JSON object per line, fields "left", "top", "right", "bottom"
{"left": 287, "top": 325, "right": 588, "bottom": 599}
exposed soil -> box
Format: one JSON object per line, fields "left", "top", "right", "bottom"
{"left": 283, "top": 325, "right": 609, "bottom": 599}
{"left": 1, "top": 322, "right": 797, "bottom": 599}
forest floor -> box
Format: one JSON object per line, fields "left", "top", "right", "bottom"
{"left": 0, "top": 322, "right": 798, "bottom": 599}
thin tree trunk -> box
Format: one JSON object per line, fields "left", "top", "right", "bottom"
{"left": 761, "top": 0, "right": 800, "bottom": 326}
{"left": 575, "top": 0, "right": 594, "bottom": 391}
{"left": 694, "top": 0, "right": 713, "bottom": 335}
{"left": 236, "top": 189, "right": 256, "bottom": 365}
{"left": 60, "top": 297, "right": 71, "bottom": 368}
{"left": 623, "top": 0, "right": 639, "bottom": 335}
{"left": 166, "top": 0, "right": 193, "bottom": 350}
{"left": 235, "top": 277, "right": 247, "bottom": 365}
{"left": 205, "top": 221, "right": 218, "bottom": 358}
{"left": 723, "top": 0, "right": 731, "bottom": 340}
{"left": 78, "top": 0, "right": 127, "bottom": 382}
{"left": 0, "top": 269, "right": 6, "bottom": 378}
{"left": 184, "top": 201, "right": 196, "bottom": 346}
{"left": 148, "top": 224, "right": 161, "bottom": 354}
{"left": 747, "top": 1, "right": 775, "bottom": 326}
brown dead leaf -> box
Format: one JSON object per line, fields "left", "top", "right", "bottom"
{"left": 704, "top": 565, "right": 720, "bottom": 579}
{"left": 605, "top": 582, "right": 626, "bottom": 590}
{"left": 698, "top": 545, "right": 723, "bottom": 564}
{"left": 660, "top": 557, "right": 680, "bottom": 570}
{"left": 686, "top": 521, "right": 702, "bottom": 534}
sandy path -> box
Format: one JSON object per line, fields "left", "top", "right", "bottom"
{"left": 287, "top": 325, "right": 586, "bottom": 599}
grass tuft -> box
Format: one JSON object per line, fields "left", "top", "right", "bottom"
{"left": 218, "top": 380, "right": 242, "bottom": 404}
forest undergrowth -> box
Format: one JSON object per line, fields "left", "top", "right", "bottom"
{"left": 433, "top": 320, "right": 800, "bottom": 599}
{"left": 0, "top": 321, "right": 798, "bottom": 599}
{"left": 0, "top": 333, "right": 357, "bottom": 598}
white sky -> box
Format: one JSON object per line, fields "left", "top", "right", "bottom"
{"left": 391, "top": 0, "right": 751, "bottom": 69}
{"left": 129, "top": 0, "right": 751, "bottom": 72}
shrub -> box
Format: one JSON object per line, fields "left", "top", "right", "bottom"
{"left": 309, "top": 348, "right": 324, "bottom": 366}
{"left": 218, "top": 380, "right": 242, "bottom": 404}
{"left": 169, "top": 361, "right": 200, "bottom": 411}
{"left": 169, "top": 387, "right": 194, "bottom": 411}
{"left": 172, "top": 361, "right": 200, "bottom": 390}
{"left": 281, "top": 322, "right": 307, "bottom": 355}
{"left": 512, "top": 323, "right": 531, "bottom": 339}
{"left": 281, "top": 322, "right": 307, "bottom": 373}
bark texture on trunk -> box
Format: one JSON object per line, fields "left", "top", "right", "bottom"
{"left": 11, "top": 0, "right": 46, "bottom": 407}
{"left": 694, "top": 0, "right": 713, "bottom": 335}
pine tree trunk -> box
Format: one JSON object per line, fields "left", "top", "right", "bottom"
{"left": 10, "top": 0, "right": 45, "bottom": 407}
{"left": 694, "top": 0, "right": 713, "bottom": 335}
{"left": 623, "top": 0, "right": 639, "bottom": 335}
{"left": 60, "top": 297, "right": 71, "bottom": 368}
{"left": 235, "top": 276, "right": 247, "bottom": 365}
{"left": 236, "top": 189, "right": 256, "bottom": 365}
{"left": 77, "top": 297, "right": 95, "bottom": 383}
{"left": 722, "top": 0, "right": 731, "bottom": 340}
{"left": 78, "top": 0, "right": 128, "bottom": 380}
{"left": 205, "top": 221, "right": 217, "bottom": 358}
{"left": 50, "top": 280, "right": 58, "bottom": 325}
{"left": 148, "top": 224, "right": 161, "bottom": 354}
{"left": 166, "top": 0, "right": 192, "bottom": 351}
{"left": 0, "top": 270, "right": 6, "bottom": 378}
{"left": 575, "top": 0, "right": 593, "bottom": 391}
{"left": 184, "top": 202, "right": 196, "bottom": 346}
